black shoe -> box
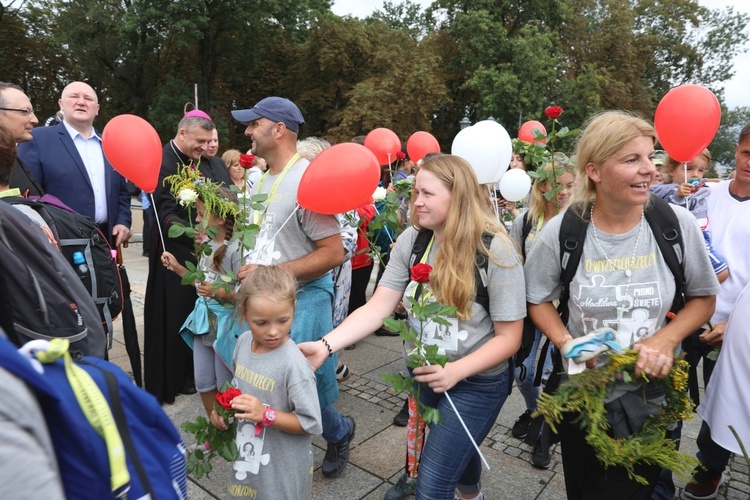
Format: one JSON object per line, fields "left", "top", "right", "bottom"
{"left": 511, "top": 409, "right": 533, "bottom": 439}
{"left": 374, "top": 326, "right": 400, "bottom": 337}
{"left": 393, "top": 399, "right": 409, "bottom": 427}
{"left": 531, "top": 424, "right": 552, "bottom": 469}
{"left": 179, "top": 380, "right": 197, "bottom": 395}
{"left": 322, "top": 417, "right": 356, "bottom": 477}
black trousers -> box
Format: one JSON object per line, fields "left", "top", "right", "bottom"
{"left": 558, "top": 412, "right": 661, "bottom": 500}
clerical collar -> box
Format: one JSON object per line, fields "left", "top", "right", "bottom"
{"left": 169, "top": 140, "right": 193, "bottom": 165}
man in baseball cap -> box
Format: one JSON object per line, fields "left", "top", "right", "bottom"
{"left": 232, "top": 96, "right": 355, "bottom": 479}
{"left": 231, "top": 96, "right": 304, "bottom": 133}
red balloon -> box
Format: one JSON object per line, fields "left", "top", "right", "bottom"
{"left": 406, "top": 131, "right": 441, "bottom": 162}
{"left": 518, "top": 121, "right": 547, "bottom": 144}
{"left": 364, "top": 128, "right": 401, "bottom": 165}
{"left": 298, "top": 143, "right": 381, "bottom": 214}
{"left": 102, "top": 114, "right": 162, "bottom": 192}
{"left": 654, "top": 85, "right": 721, "bottom": 163}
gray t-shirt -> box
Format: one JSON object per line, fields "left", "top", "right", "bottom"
{"left": 379, "top": 226, "right": 527, "bottom": 376}
{"left": 245, "top": 158, "right": 341, "bottom": 284}
{"left": 229, "top": 334, "right": 322, "bottom": 500}
{"left": 509, "top": 212, "right": 546, "bottom": 256}
{"left": 526, "top": 204, "right": 719, "bottom": 341}
{"left": 525, "top": 204, "right": 720, "bottom": 396}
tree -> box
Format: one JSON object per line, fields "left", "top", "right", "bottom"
{"left": 711, "top": 106, "right": 750, "bottom": 170}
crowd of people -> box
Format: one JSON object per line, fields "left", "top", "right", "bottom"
{"left": 0, "top": 80, "right": 748, "bottom": 500}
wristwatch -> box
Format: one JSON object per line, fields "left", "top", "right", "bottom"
{"left": 255, "top": 405, "right": 277, "bottom": 436}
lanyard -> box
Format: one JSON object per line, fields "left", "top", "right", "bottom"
{"left": 253, "top": 153, "right": 300, "bottom": 224}
{"left": 37, "top": 339, "right": 130, "bottom": 496}
{"left": 411, "top": 235, "right": 434, "bottom": 303}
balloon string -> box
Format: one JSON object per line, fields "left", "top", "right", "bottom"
{"left": 683, "top": 162, "right": 689, "bottom": 198}
{"left": 423, "top": 359, "right": 490, "bottom": 471}
{"left": 387, "top": 152, "right": 393, "bottom": 185}
{"left": 150, "top": 192, "right": 167, "bottom": 252}
{"left": 374, "top": 203, "right": 394, "bottom": 243}
{"left": 488, "top": 184, "right": 500, "bottom": 221}
{"left": 269, "top": 204, "right": 300, "bottom": 243}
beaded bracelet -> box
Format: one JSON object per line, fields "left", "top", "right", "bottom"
{"left": 319, "top": 337, "right": 333, "bottom": 358}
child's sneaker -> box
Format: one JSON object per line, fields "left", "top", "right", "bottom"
{"left": 384, "top": 473, "right": 416, "bottom": 500}
{"left": 561, "top": 328, "right": 622, "bottom": 364}
{"left": 684, "top": 468, "right": 725, "bottom": 499}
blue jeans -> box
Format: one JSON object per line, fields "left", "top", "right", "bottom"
{"left": 651, "top": 421, "right": 682, "bottom": 500}
{"left": 697, "top": 420, "right": 732, "bottom": 471}
{"left": 415, "top": 369, "right": 511, "bottom": 500}
{"left": 513, "top": 328, "right": 553, "bottom": 411}
{"left": 321, "top": 404, "right": 350, "bottom": 443}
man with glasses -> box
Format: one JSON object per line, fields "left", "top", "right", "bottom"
{"left": 17, "top": 81, "right": 131, "bottom": 248}
{"left": 0, "top": 82, "right": 44, "bottom": 197}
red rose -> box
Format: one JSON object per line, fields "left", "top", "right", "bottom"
{"left": 216, "top": 387, "right": 241, "bottom": 410}
{"left": 544, "top": 105, "right": 563, "bottom": 120}
{"left": 396, "top": 151, "right": 406, "bottom": 161}
{"left": 410, "top": 263, "right": 432, "bottom": 283}
{"left": 239, "top": 154, "right": 255, "bottom": 169}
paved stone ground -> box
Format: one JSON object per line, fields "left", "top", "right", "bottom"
{"left": 108, "top": 241, "right": 750, "bottom": 499}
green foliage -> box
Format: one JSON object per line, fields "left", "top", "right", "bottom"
{"left": 536, "top": 350, "right": 696, "bottom": 484}
{"left": 711, "top": 106, "right": 750, "bottom": 169}
{"left": 6, "top": 0, "right": 748, "bottom": 155}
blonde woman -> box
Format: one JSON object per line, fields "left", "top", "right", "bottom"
{"left": 525, "top": 111, "right": 719, "bottom": 499}
{"left": 301, "top": 154, "right": 526, "bottom": 499}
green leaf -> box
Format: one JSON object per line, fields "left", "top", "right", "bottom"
{"left": 622, "top": 371, "right": 633, "bottom": 383}
{"left": 184, "top": 227, "right": 195, "bottom": 238}
{"left": 168, "top": 224, "right": 185, "bottom": 238}
{"left": 422, "top": 406, "right": 442, "bottom": 425}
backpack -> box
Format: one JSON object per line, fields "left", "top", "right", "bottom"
{"left": 558, "top": 196, "right": 685, "bottom": 326}
{"left": 0, "top": 336, "right": 187, "bottom": 499}
{"left": 8, "top": 196, "right": 124, "bottom": 341}
{"left": 410, "top": 229, "right": 494, "bottom": 313}
{"left": 514, "top": 212, "right": 543, "bottom": 381}
{"left": 0, "top": 200, "right": 105, "bottom": 357}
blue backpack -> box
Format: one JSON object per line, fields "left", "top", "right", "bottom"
{"left": 0, "top": 336, "right": 187, "bottom": 499}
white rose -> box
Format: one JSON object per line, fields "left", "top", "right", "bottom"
{"left": 372, "top": 186, "right": 387, "bottom": 202}
{"left": 177, "top": 188, "right": 198, "bottom": 206}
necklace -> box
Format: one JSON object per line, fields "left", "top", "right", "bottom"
{"left": 590, "top": 203, "right": 644, "bottom": 278}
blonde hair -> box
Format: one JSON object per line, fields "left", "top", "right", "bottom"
{"left": 527, "top": 161, "right": 575, "bottom": 229}
{"left": 571, "top": 111, "right": 655, "bottom": 212}
{"left": 662, "top": 148, "right": 712, "bottom": 183}
{"left": 222, "top": 148, "right": 241, "bottom": 167}
{"left": 237, "top": 266, "right": 297, "bottom": 318}
{"left": 409, "top": 155, "right": 514, "bottom": 319}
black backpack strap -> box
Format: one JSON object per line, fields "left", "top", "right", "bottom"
{"left": 473, "top": 232, "right": 494, "bottom": 314}
{"left": 410, "top": 229, "right": 433, "bottom": 268}
{"left": 520, "top": 212, "right": 532, "bottom": 259}
{"left": 85, "top": 360, "right": 154, "bottom": 496}
{"left": 557, "top": 202, "right": 590, "bottom": 325}
{"left": 644, "top": 196, "right": 685, "bottom": 316}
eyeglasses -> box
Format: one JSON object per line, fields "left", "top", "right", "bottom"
{"left": 0, "top": 107, "right": 35, "bottom": 116}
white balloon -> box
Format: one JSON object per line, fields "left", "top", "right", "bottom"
{"left": 451, "top": 121, "right": 513, "bottom": 184}
{"left": 498, "top": 168, "right": 532, "bottom": 202}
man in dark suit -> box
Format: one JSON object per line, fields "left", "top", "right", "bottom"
{"left": 0, "top": 82, "right": 45, "bottom": 197}
{"left": 17, "top": 81, "right": 131, "bottom": 247}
